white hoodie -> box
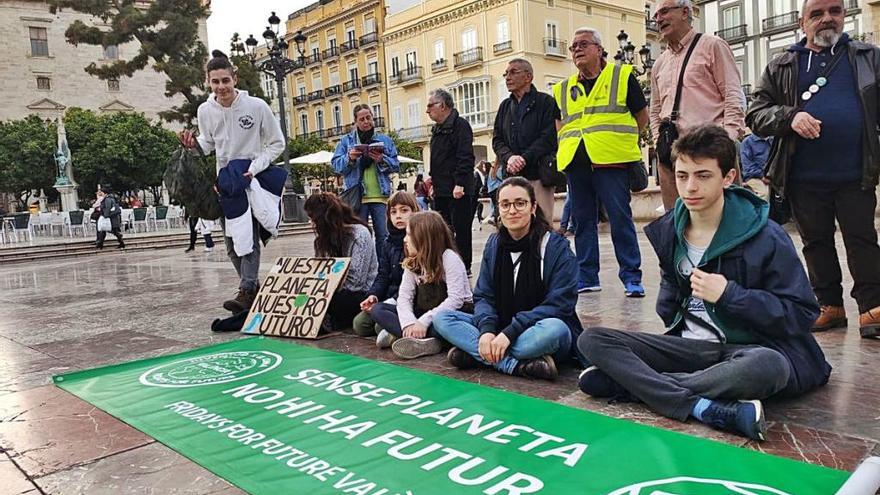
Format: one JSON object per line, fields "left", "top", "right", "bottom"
{"left": 196, "top": 90, "right": 285, "bottom": 176}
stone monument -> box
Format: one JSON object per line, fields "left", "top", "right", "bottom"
{"left": 52, "top": 117, "right": 79, "bottom": 211}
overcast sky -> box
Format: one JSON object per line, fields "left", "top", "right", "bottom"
{"left": 206, "top": 0, "right": 311, "bottom": 54}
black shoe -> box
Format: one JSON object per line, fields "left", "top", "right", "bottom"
{"left": 96, "top": 245, "right": 104, "bottom": 250}
{"left": 184, "top": 246, "right": 195, "bottom": 253}
{"left": 447, "top": 347, "right": 480, "bottom": 369}
{"left": 577, "top": 366, "right": 633, "bottom": 401}
{"left": 700, "top": 399, "right": 767, "bottom": 441}
{"left": 514, "top": 355, "right": 558, "bottom": 380}
{"left": 116, "top": 244, "right": 125, "bottom": 249}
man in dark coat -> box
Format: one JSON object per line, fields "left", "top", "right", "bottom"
{"left": 492, "top": 58, "right": 559, "bottom": 224}
{"left": 427, "top": 88, "right": 476, "bottom": 273}
{"left": 577, "top": 125, "right": 830, "bottom": 441}
{"left": 96, "top": 188, "right": 125, "bottom": 249}
{"left": 746, "top": 0, "right": 880, "bottom": 337}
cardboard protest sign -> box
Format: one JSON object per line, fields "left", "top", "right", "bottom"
{"left": 241, "top": 257, "right": 350, "bottom": 339}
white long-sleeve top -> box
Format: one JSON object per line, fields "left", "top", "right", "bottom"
{"left": 196, "top": 90, "right": 285, "bottom": 176}
{"left": 397, "top": 249, "right": 473, "bottom": 329}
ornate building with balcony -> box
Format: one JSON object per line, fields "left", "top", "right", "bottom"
{"left": 382, "top": 0, "right": 646, "bottom": 170}
{"left": 695, "top": 0, "right": 864, "bottom": 93}
{"left": 283, "top": 0, "right": 389, "bottom": 143}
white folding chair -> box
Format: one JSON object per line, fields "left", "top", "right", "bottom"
{"left": 11, "top": 213, "right": 34, "bottom": 242}
{"left": 67, "top": 210, "right": 87, "bottom": 237}
{"left": 49, "top": 212, "right": 67, "bottom": 237}
{"left": 154, "top": 206, "right": 171, "bottom": 230}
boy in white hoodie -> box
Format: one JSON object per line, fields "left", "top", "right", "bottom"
{"left": 180, "top": 50, "right": 285, "bottom": 313}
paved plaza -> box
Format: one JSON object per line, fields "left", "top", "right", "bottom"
{"left": 0, "top": 225, "right": 878, "bottom": 493}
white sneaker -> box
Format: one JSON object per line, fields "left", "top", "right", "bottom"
{"left": 204, "top": 247, "right": 213, "bottom": 253}
{"left": 376, "top": 329, "right": 397, "bottom": 349}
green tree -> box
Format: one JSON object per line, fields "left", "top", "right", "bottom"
{"left": 0, "top": 116, "right": 57, "bottom": 209}
{"left": 387, "top": 131, "right": 423, "bottom": 176}
{"left": 288, "top": 135, "right": 334, "bottom": 189}
{"left": 49, "top": 0, "right": 210, "bottom": 125}
{"left": 63, "top": 108, "right": 177, "bottom": 203}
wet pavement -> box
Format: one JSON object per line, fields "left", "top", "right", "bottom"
{"left": 0, "top": 224, "right": 878, "bottom": 493}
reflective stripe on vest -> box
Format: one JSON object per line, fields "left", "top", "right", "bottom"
{"left": 553, "top": 63, "right": 642, "bottom": 171}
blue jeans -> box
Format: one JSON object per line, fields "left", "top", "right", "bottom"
{"left": 433, "top": 310, "right": 572, "bottom": 374}
{"left": 565, "top": 161, "right": 642, "bottom": 287}
{"left": 560, "top": 194, "right": 574, "bottom": 231}
{"left": 417, "top": 197, "right": 429, "bottom": 211}
{"left": 360, "top": 202, "right": 387, "bottom": 257}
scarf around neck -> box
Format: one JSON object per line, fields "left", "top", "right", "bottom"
{"left": 494, "top": 227, "right": 546, "bottom": 332}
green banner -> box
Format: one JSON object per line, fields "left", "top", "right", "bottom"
{"left": 54, "top": 338, "right": 847, "bottom": 495}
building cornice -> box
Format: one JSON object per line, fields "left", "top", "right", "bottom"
{"left": 383, "top": 0, "right": 516, "bottom": 44}
{"left": 286, "top": 0, "right": 380, "bottom": 40}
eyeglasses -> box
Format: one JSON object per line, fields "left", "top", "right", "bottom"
{"left": 502, "top": 68, "right": 528, "bottom": 77}
{"left": 426, "top": 102, "right": 440, "bottom": 109}
{"left": 568, "top": 40, "right": 600, "bottom": 52}
{"left": 653, "top": 5, "right": 683, "bottom": 19}
{"left": 498, "top": 199, "right": 531, "bottom": 212}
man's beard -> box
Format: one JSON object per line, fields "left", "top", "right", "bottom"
{"left": 813, "top": 28, "right": 842, "bottom": 47}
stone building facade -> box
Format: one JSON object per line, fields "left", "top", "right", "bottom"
{"left": 0, "top": 0, "right": 209, "bottom": 127}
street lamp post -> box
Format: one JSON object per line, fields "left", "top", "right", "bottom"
{"left": 614, "top": 30, "right": 654, "bottom": 76}
{"left": 241, "top": 12, "right": 310, "bottom": 221}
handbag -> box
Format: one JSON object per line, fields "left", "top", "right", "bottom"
{"left": 90, "top": 209, "right": 101, "bottom": 222}
{"left": 629, "top": 160, "right": 649, "bottom": 192}
{"left": 655, "top": 33, "right": 702, "bottom": 167}
{"left": 97, "top": 216, "right": 112, "bottom": 232}
{"left": 338, "top": 184, "right": 362, "bottom": 213}
{"left": 768, "top": 186, "right": 792, "bottom": 225}
{"left": 538, "top": 156, "right": 567, "bottom": 189}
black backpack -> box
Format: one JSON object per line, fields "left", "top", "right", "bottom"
{"left": 163, "top": 146, "right": 223, "bottom": 220}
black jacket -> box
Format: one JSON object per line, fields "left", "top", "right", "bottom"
{"left": 746, "top": 37, "right": 880, "bottom": 196}
{"left": 369, "top": 227, "right": 405, "bottom": 300}
{"left": 429, "top": 109, "right": 476, "bottom": 197}
{"left": 492, "top": 85, "right": 558, "bottom": 181}
{"left": 100, "top": 194, "right": 122, "bottom": 230}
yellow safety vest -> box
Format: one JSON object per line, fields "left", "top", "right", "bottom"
{"left": 552, "top": 63, "right": 642, "bottom": 171}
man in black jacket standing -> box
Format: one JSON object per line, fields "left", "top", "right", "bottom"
{"left": 493, "top": 59, "right": 559, "bottom": 224}
{"left": 746, "top": 0, "right": 880, "bottom": 338}
{"left": 428, "top": 88, "right": 476, "bottom": 273}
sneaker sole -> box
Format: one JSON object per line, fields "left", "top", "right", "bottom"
{"left": 860, "top": 324, "right": 880, "bottom": 339}
{"left": 578, "top": 287, "right": 602, "bottom": 293}
{"left": 743, "top": 399, "right": 767, "bottom": 442}
{"left": 392, "top": 338, "right": 442, "bottom": 359}
{"left": 625, "top": 291, "right": 645, "bottom": 298}
{"left": 811, "top": 318, "right": 847, "bottom": 332}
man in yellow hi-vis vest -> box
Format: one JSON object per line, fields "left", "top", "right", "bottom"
{"left": 553, "top": 27, "right": 649, "bottom": 297}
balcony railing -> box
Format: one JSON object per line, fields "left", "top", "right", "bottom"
{"left": 543, "top": 38, "right": 567, "bottom": 57}
{"left": 374, "top": 116, "right": 385, "bottom": 129}
{"left": 322, "top": 46, "right": 339, "bottom": 60}
{"left": 359, "top": 32, "right": 379, "bottom": 47}
{"left": 343, "top": 79, "right": 361, "bottom": 93}
{"left": 326, "top": 125, "right": 347, "bottom": 137}
{"left": 646, "top": 19, "right": 659, "bottom": 32}
{"left": 431, "top": 58, "right": 447, "bottom": 72}
{"left": 307, "top": 90, "right": 323, "bottom": 102}
{"left": 742, "top": 83, "right": 752, "bottom": 96}
{"left": 454, "top": 47, "right": 483, "bottom": 68}
{"left": 762, "top": 11, "right": 798, "bottom": 34}
{"left": 361, "top": 72, "right": 382, "bottom": 87}
{"left": 306, "top": 53, "right": 322, "bottom": 66}
{"left": 325, "top": 84, "right": 342, "bottom": 98}
{"left": 291, "top": 58, "right": 306, "bottom": 72}
{"left": 294, "top": 94, "right": 308, "bottom": 106}
{"left": 398, "top": 125, "right": 433, "bottom": 141}
{"left": 394, "top": 66, "right": 423, "bottom": 85}
{"left": 844, "top": 0, "right": 860, "bottom": 11}
{"left": 715, "top": 24, "right": 748, "bottom": 43}
{"left": 494, "top": 40, "right": 512, "bottom": 53}
{"left": 340, "top": 39, "right": 359, "bottom": 54}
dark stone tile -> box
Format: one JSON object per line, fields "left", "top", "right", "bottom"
{"left": 0, "top": 386, "right": 153, "bottom": 478}
{"left": 744, "top": 423, "right": 878, "bottom": 472}
{"left": 32, "top": 330, "right": 187, "bottom": 368}
{"left": 35, "top": 443, "right": 246, "bottom": 495}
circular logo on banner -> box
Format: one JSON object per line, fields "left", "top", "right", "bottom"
{"left": 606, "top": 477, "right": 792, "bottom": 495}
{"left": 139, "top": 351, "right": 283, "bottom": 388}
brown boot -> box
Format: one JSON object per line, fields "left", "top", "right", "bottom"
{"left": 514, "top": 355, "right": 558, "bottom": 380}
{"left": 223, "top": 289, "right": 257, "bottom": 313}
{"left": 858, "top": 306, "right": 880, "bottom": 339}
{"left": 812, "top": 305, "right": 847, "bottom": 332}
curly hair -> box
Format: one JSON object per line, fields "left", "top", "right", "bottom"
{"left": 304, "top": 193, "right": 368, "bottom": 257}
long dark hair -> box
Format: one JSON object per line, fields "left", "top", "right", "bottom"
{"left": 304, "top": 193, "right": 368, "bottom": 257}
{"left": 496, "top": 176, "right": 550, "bottom": 252}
